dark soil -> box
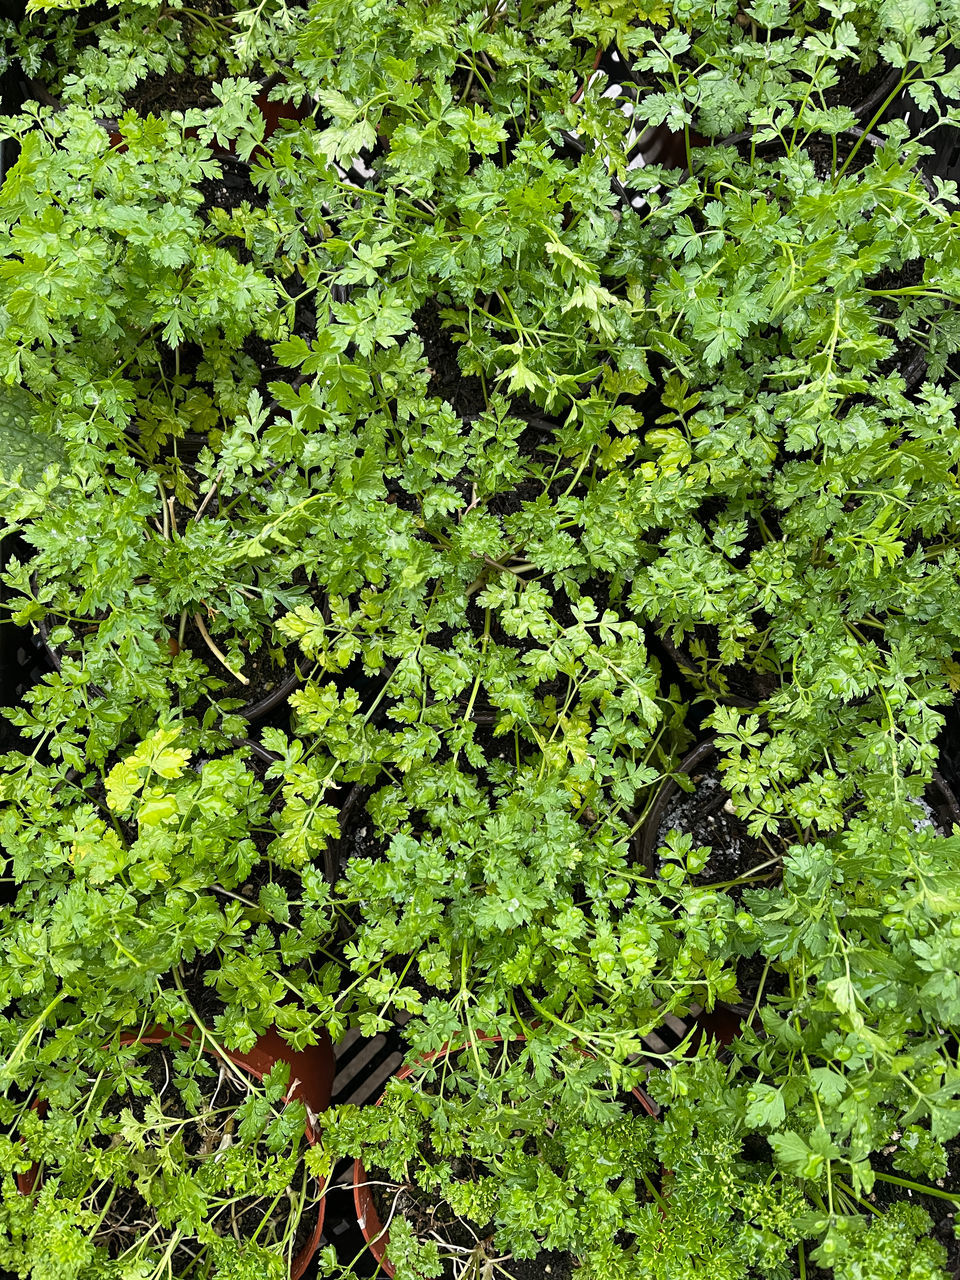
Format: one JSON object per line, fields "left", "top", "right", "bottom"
{"left": 822, "top": 60, "right": 896, "bottom": 115}
{"left": 730, "top": 949, "right": 790, "bottom": 1015}
{"left": 125, "top": 67, "right": 221, "bottom": 116}
{"left": 194, "top": 157, "right": 319, "bottom": 396}
{"left": 38, "top": 492, "right": 299, "bottom": 718}
{"left": 745, "top": 130, "right": 877, "bottom": 181}
{"left": 178, "top": 616, "right": 299, "bottom": 716}
{"left": 120, "top": 0, "right": 240, "bottom": 115}
{"left": 932, "top": 1195, "right": 960, "bottom": 1274}
{"left": 647, "top": 759, "right": 785, "bottom": 891}
{"left": 935, "top": 695, "right": 960, "bottom": 802}
{"left": 501, "top": 1254, "right": 574, "bottom": 1279}
{"left": 177, "top": 954, "right": 232, "bottom": 1026}
{"left": 199, "top": 155, "right": 269, "bottom": 214}
{"left": 62, "top": 769, "right": 138, "bottom": 845}
{"left": 360, "top": 1045, "right": 646, "bottom": 1278}
{"left": 413, "top": 301, "right": 486, "bottom": 419}
{"left": 82, "top": 1045, "right": 316, "bottom": 1269}
{"left": 647, "top": 752, "right": 957, "bottom": 891}
{"left": 334, "top": 785, "right": 390, "bottom": 870}
{"left": 798, "top": 1141, "right": 960, "bottom": 1279}
{"left": 127, "top": 153, "right": 310, "bottom": 440}
{"left": 367, "top": 1162, "right": 575, "bottom": 1280}
{"left": 626, "top": 32, "right": 892, "bottom": 129}
{"left": 25, "top": 0, "right": 242, "bottom": 108}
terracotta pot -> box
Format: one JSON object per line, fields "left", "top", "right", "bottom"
{"left": 351, "top": 1037, "right": 657, "bottom": 1278}
{"left": 692, "top": 1004, "right": 744, "bottom": 1048}
{"left": 250, "top": 71, "right": 312, "bottom": 153}
{"left": 17, "top": 1024, "right": 335, "bottom": 1280}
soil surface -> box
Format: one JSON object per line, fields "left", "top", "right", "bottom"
{"left": 746, "top": 131, "right": 875, "bottom": 181}
{"left": 649, "top": 759, "right": 784, "bottom": 892}
{"left": 195, "top": 156, "right": 318, "bottom": 398}
{"left": 178, "top": 616, "right": 299, "bottom": 716}
{"left": 127, "top": 155, "right": 309, "bottom": 445}
{"left": 822, "top": 59, "right": 895, "bottom": 114}
{"left": 414, "top": 301, "right": 486, "bottom": 419}
{"left": 199, "top": 155, "right": 270, "bottom": 214}
{"left": 121, "top": 0, "right": 239, "bottom": 115}
{"left": 628, "top": 39, "right": 892, "bottom": 124}
{"left": 125, "top": 67, "right": 222, "bottom": 116}
{"left": 936, "top": 696, "right": 960, "bottom": 801}
{"left": 43, "top": 581, "right": 300, "bottom": 717}
{"left": 335, "top": 788, "right": 390, "bottom": 869}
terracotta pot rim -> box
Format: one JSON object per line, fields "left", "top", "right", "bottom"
{"left": 351, "top": 1035, "right": 657, "bottom": 1278}
{"left": 17, "top": 1023, "right": 334, "bottom": 1280}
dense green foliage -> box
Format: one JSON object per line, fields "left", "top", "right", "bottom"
{"left": 1, "top": 0, "right": 960, "bottom": 1275}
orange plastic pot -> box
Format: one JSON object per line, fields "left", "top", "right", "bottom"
{"left": 351, "top": 1037, "right": 657, "bottom": 1277}
{"left": 18, "top": 1024, "right": 335, "bottom": 1280}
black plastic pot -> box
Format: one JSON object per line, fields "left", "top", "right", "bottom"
{"left": 21, "top": 71, "right": 309, "bottom": 159}
{"left": 557, "top": 128, "right": 637, "bottom": 213}
{"left": 712, "top": 127, "right": 938, "bottom": 389}
{"left": 36, "top": 615, "right": 300, "bottom": 724}
{"left": 897, "top": 45, "right": 960, "bottom": 185}
{"left": 658, "top": 633, "right": 768, "bottom": 712}
{"left": 0, "top": 2, "right": 26, "bottom": 182}
{"left": 842, "top": 62, "right": 903, "bottom": 122}
{"left": 638, "top": 738, "right": 960, "bottom": 871}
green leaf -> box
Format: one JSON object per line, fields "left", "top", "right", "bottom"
{"left": 769, "top": 1130, "right": 826, "bottom": 1179}
{"left": 745, "top": 1083, "right": 786, "bottom": 1130}
{"left": 0, "top": 388, "right": 64, "bottom": 487}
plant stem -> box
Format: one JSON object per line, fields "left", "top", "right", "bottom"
{"left": 872, "top": 1171, "right": 960, "bottom": 1203}
{"left": 193, "top": 611, "right": 250, "bottom": 686}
